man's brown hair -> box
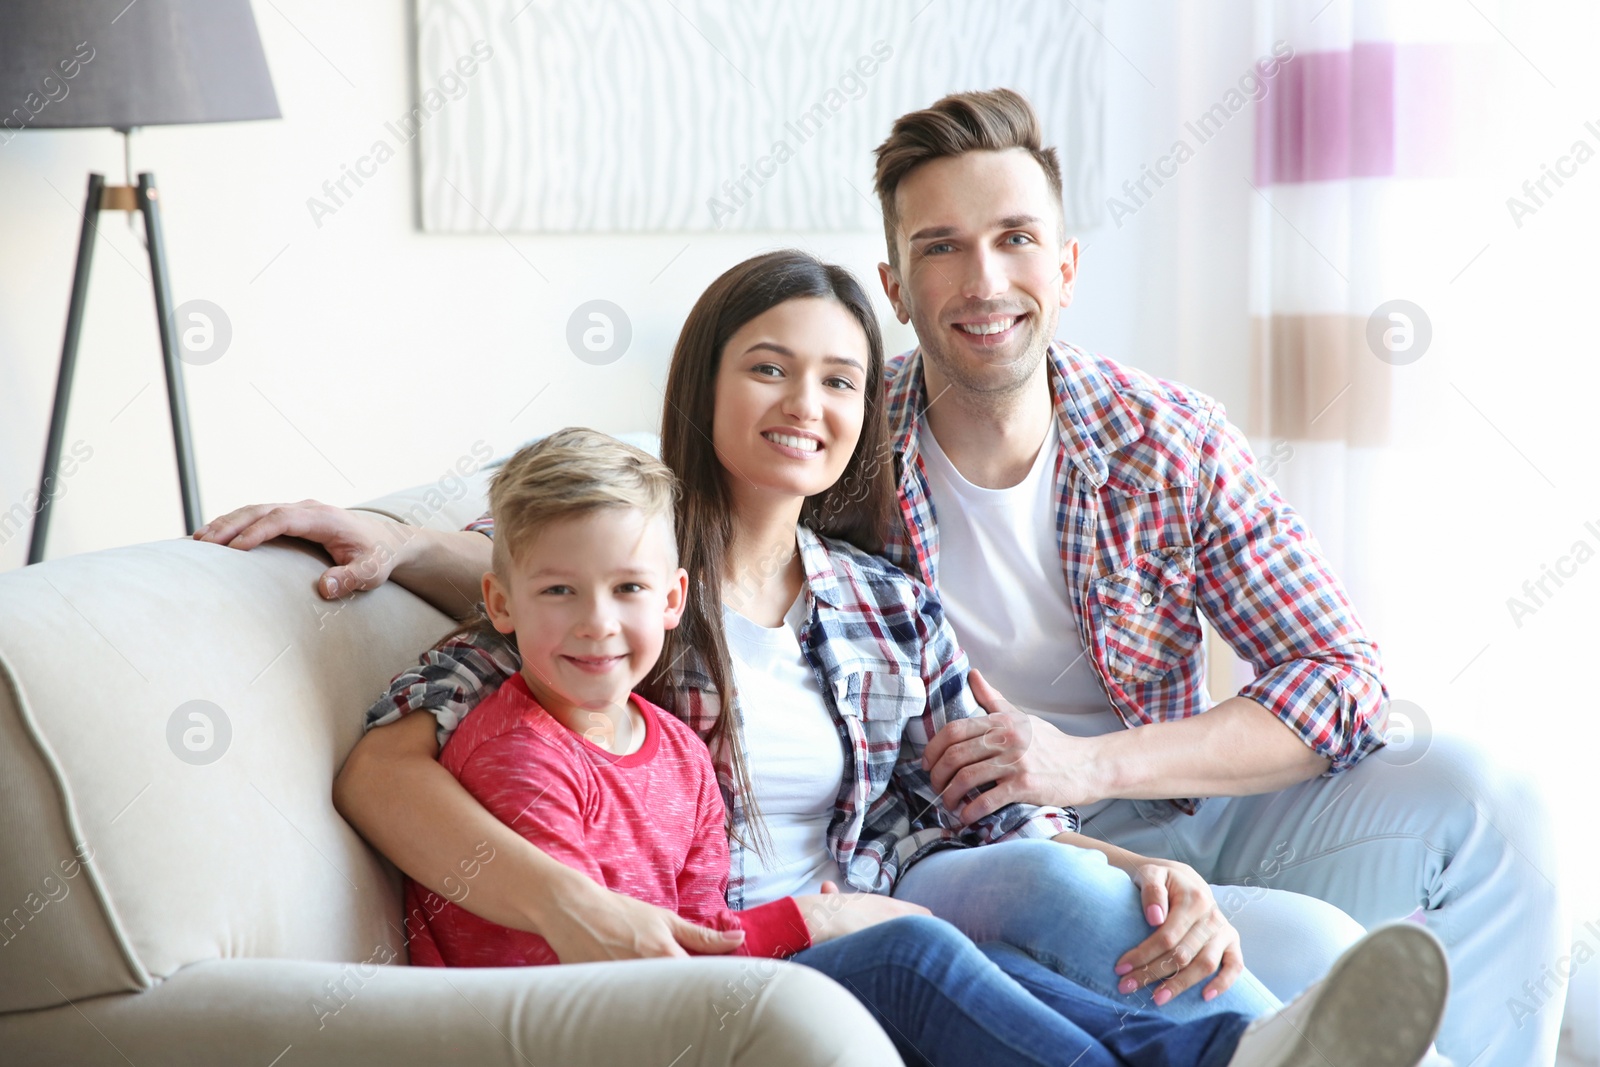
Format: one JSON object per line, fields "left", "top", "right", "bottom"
{"left": 872, "top": 87, "right": 1064, "bottom": 268}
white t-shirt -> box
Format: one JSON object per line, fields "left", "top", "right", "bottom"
{"left": 724, "top": 586, "right": 854, "bottom": 904}
{"left": 919, "top": 420, "right": 1123, "bottom": 815}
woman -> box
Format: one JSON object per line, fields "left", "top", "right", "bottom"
{"left": 202, "top": 251, "right": 1447, "bottom": 1065}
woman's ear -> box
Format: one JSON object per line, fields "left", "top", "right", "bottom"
{"left": 662, "top": 567, "right": 690, "bottom": 630}
{"left": 482, "top": 570, "right": 516, "bottom": 634}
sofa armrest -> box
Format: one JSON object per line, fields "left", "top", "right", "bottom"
{"left": 0, "top": 955, "right": 903, "bottom": 1067}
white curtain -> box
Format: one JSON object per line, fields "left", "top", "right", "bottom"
{"left": 1245, "top": 0, "right": 1484, "bottom": 644}
{"left": 1232, "top": 1, "right": 1599, "bottom": 1056}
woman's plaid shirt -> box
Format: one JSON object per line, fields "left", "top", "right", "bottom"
{"left": 366, "top": 525, "right": 1074, "bottom": 908}
{"left": 880, "top": 342, "right": 1389, "bottom": 813}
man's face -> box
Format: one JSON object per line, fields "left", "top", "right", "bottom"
{"left": 878, "top": 148, "right": 1078, "bottom": 397}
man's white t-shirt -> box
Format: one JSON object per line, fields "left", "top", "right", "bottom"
{"left": 919, "top": 420, "right": 1124, "bottom": 817}
{"left": 724, "top": 588, "right": 854, "bottom": 903}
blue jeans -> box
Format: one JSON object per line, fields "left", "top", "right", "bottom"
{"left": 892, "top": 839, "right": 1283, "bottom": 1021}
{"left": 791, "top": 915, "right": 1251, "bottom": 1067}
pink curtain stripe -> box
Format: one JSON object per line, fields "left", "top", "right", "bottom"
{"left": 1255, "top": 42, "right": 1456, "bottom": 185}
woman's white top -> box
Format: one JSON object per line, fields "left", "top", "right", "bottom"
{"left": 724, "top": 586, "right": 855, "bottom": 904}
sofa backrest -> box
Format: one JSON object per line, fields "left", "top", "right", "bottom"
{"left": 0, "top": 536, "right": 454, "bottom": 1013}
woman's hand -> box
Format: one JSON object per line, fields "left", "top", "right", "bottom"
{"left": 1115, "top": 857, "right": 1244, "bottom": 1005}
{"left": 196, "top": 499, "right": 407, "bottom": 598}
{"left": 793, "top": 881, "right": 932, "bottom": 944}
{"left": 1050, "top": 832, "right": 1243, "bottom": 1006}
{"left": 540, "top": 877, "right": 748, "bottom": 962}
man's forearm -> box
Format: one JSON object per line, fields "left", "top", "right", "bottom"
{"left": 1087, "top": 696, "right": 1330, "bottom": 801}
{"left": 388, "top": 526, "right": 494, "bottom": 620}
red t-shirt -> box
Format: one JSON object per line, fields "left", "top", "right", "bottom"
{"left": 403, "top": 673, "right": 810, "bottom": 966}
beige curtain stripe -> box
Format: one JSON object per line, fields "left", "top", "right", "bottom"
{"left": 1248, "top": 313, "right": 1393, "bottom": 445}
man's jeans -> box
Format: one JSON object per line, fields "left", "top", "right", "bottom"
{"left": 898, "top": 735, "right": 1565, "bottom": 1067}
{"left": 790, "top": 914, "right": 1251, "bottom": 1067}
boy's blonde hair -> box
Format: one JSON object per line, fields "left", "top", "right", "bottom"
{"left": 488, "top": 428, "right": 678, "bottom": 578}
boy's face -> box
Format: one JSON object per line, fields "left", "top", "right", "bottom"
{"left": 483, "top": 508, "right": 687, "bottom": 718}
{"left": 877, "top": 148, "right": 1078, "bottom": 398}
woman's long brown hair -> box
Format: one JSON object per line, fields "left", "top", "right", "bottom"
{"left": 641, "top": 249, "right": 899, "bottom": 852}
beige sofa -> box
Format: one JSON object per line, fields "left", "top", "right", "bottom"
{"left": 0, "top": 469, "right": 900, "bottom": 1066}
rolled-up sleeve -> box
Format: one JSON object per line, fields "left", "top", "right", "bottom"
{"left": 1192, "top": 403, "right": 1388, "bottom": 774}
{"left": 365, "top": 630, "right": 520, "bottom": 749}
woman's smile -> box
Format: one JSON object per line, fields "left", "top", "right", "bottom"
{"left": 761, "top": 427, "right": 827, "bottom": 459}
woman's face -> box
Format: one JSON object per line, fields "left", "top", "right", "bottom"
{"left": 710, "top": 296, "right": 871, "bottom": 508}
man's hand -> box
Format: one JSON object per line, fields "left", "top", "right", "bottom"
{"left": 195, "top": 500, "right": 409, "bottom": 599}
{"left": 923, "top": 669, "right": 1105, "bottom": 821}
{"left": 793, "top": 881, "right": 932, "bottom": 944}
{"left": 539, "top": 878, "right": 747, "bottom": 962}
{"left": 1114, "top": 857, "right": 1243, "bottom": 1005}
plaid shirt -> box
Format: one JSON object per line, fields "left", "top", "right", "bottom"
{"left": 367, "top": 525, "right": 1074, "bottom": 908}
{"left": 882, "top": 343, "right": 1388, "bottom": 812}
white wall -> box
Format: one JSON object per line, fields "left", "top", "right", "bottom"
{"left": 0, "top": 0, "right": 1258, "bottom": 568}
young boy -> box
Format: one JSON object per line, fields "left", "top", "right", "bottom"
{"left": 403, "top": 428, "right": 811, "bottom": 965}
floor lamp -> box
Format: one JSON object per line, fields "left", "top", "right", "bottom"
{"left": 0, "top": 0, "right": 280, "bottom": 564}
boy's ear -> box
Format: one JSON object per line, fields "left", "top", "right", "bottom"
{"left": 662, "top": 567, "right": 689, "bottom": 630}
{"left": 482, "top": 570, "right": 517, "bottom": 634}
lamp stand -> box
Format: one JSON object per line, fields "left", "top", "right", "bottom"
{"left": 28, "top": 171, "right": 202, "bottom": 564}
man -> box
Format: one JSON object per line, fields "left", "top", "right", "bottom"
{"left": 868, "top": 89, "right": 1560, "bottom": 1067}
{"left": 200, "top": 89, "right": 1561, "bottom": 1067}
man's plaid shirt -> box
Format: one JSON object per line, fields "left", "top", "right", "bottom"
{"left": 367, "top": 525, "right": 1075, "bottom": 908}
{"left": 880, "top": 343, "right": 1388, "bottom": 813}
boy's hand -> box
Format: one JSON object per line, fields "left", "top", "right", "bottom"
{"left": 195, "top": 500, "right": 407, "bottom": 598}
{"left": 540, "top": 881, "right": 745, "bottom": 962}
{"left": 793, "top": 881, "right": 932, "bottom": 944}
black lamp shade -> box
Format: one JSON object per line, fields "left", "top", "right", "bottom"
{"left": 0, "top": 0, "right": 280, "bottom": 130}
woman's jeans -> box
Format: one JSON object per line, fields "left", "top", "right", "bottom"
{"left": 791, "top": 915, "right": 1251, "bottom": 1067}
{"left": 892, "top": 839, "right": 1284, "bottom": 1021}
